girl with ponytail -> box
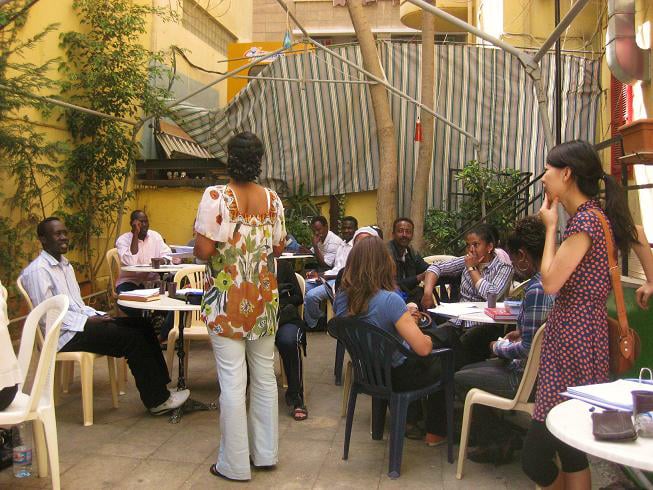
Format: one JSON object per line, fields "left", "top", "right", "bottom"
{"left": 521, "top": 140, "right": 653, "bottom": 489}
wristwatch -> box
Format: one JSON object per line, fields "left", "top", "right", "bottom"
{"left": 467, "top": 266, "right": 477, "bottom": 272}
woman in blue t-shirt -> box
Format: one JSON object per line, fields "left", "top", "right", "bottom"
{"left": 334, "top": 237, "right": 447, "bottom": 447}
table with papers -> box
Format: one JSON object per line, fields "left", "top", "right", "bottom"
{"left": 428, "top": 302, "right": 517, "bottom": 325}
{"left": 547, "top": 399, "right": 653, "bottom": 472}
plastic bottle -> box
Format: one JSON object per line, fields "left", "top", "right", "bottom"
{"left": 12, "top": 422, "right": 32, "bottom": 478}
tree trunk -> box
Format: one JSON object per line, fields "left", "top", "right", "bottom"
{"left": 409, "top": 4, "right": 435, "bottom": 252}
{"left": 347, "top": 0, "right": 398, "bottom": 236}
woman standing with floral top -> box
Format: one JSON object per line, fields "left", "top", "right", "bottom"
{"left": 194, "top": 132, "right": 286, "bottom": 482}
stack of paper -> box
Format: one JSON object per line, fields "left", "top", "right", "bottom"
{"left": 563, "top": 379, "right": 653, "bottom": 411}
{"left": 118, "top": 288, "right": 160, "bottom": 302}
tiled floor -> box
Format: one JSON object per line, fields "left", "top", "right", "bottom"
{"left": 0, "top": 332, "right": 628, "bottom": 489}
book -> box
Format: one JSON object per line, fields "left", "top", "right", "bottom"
{"left": 484, "top": 307, "right": 518, "bottom": 321}
{"left": 118, "top": 288, "right": 160, "bottom": 302}
{"left": 563, "top": 379, "right": 653, "bottom": 411}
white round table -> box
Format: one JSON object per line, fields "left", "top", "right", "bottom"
{"left": 120, "top": 264, "right": 197, "bottom": 274}
{"left": 117, "top": 295, "right": 208, "bottom": 423}
{"left": 428, "top": 301, "right": 517, "bottom": 325}
{"left": 547, "top": 399, "right": 653, "bottom": 471}
{"left": 277, "top": 253, "right": 314, "bottom": 260}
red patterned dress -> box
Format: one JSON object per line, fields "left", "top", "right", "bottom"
{"left": 533, "top": 199, "right": 612, "bottom": 422}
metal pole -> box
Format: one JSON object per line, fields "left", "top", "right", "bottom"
{"left": 533, "top": 0, "right": 592, "bottom": 63}
{"left": 156, "top": 44, "right": 294, "bottom": 118}
{"left": 0, "top": 83, "right": 138, "bottom": 126}
{"left": 232, "top": 75, "right": 376, "bottom": 84}
{"left": 554, "top": 0, "right": 562, "bottom": 145}
{"left": 404, "top": 0, "right": 536, "bottom": 69}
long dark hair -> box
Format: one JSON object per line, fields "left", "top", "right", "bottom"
{"left": 547, "top": 140, "right": 638, "bottom": 249}
{"left": 341, "top": 237, "right": 396, "bottom": 316}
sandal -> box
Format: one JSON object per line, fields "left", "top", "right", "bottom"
{"left": 209, "top": 464, "right": 249, "bottom": 482}
{"left": 292, "top": 405, "right": 308, "bottom": 421}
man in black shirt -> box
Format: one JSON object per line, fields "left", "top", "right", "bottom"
{"left": 387, "top": 217, "right": 430, "bottom": 304}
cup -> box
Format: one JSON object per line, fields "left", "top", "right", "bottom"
{"left": 158, "top": 281, "right": 166, "bottom": 295}
{"left": 487, "top": 292, "right": 497, "bottom": 308}
{"left": 151, "top": 257, "right": 163, "bottom": 269}
{"left": 632, "top": 390, "right": 653, "bottom": 415}
{"left": 167, "top": 282, "right": 177, "bottom": 298}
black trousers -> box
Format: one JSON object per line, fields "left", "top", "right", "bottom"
{"left": 0, "top": 385, "right": 17, "bottom": 411}
{"left": 61, "top": 317, "right": 171, "bottom": 409}
{"left": 429, "top": 321, "right": 504, "bottom": 370}
{"left": 392, "top": 356, "right": 445, "bottom": 436}
{"left": 275, "top": 322, "right": 305, "bottom": 405}
{"left": 522, "top": 419, "right": 588, "bottom": 486}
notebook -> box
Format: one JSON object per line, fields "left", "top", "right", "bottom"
{"left": 118, "top": 288, "right": 160, "bottom": 302}
{"left": 562, "top": 379, "right": 653, "bottom": 411}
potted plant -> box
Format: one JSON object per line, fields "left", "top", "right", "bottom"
{"left": 619, "top": 118, "right": 653, "bottom": 154}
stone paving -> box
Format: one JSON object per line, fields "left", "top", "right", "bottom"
{"left": 0, "top": 332, "right": 625, "bottom": 489}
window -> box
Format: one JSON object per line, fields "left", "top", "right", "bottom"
{"left": 182, "top": 0, "right": 238, "bottom": 56}
{"left": 610, "top": 75, "right": 633, "bottom": 178}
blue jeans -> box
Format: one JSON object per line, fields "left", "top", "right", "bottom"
{"left": 303, "top": 280, "right": 335, "bottom": 329}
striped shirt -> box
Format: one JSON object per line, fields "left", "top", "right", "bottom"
{"left": 493, "top": 273, "right": 554, "bottom": 372}
{"left": 427, "top": 254, "right": 513, "bottom": 329}
{"left": 20, "top": 251, "right": 99, "bottom": 351}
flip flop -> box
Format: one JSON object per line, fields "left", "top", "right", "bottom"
{"left": 293, "top": 405, "right": 308, "bottom": 421}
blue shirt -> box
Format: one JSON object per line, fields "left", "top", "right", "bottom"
{"left": 493, "top": 273, "right": 554, "bottom": 372}
{"left": 334, "top": 289, "right": 408, "bottom": 367}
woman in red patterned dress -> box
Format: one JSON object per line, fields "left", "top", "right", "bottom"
{"left": 521, "top": 141, "right": 653, "bottom": 489}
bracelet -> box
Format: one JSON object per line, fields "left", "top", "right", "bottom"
{"left": 467, "top": 266, "right": 477, "bottom": 272}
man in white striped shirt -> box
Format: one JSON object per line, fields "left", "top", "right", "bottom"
{"left": 20, "top": 217, "right": 189, "bottom": 415}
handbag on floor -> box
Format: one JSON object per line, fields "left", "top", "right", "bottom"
{"left": 590, "top": 209, "right": 641, "bottom": 375}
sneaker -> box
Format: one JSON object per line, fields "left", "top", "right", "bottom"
{"left": 150, "top": 389, "right": 190, "bottom": 415}
{"left": 425, "top": 433, "right": 446, "bottom": 447}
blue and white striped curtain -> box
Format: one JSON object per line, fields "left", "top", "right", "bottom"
{"left": 170, "top": 42, "right": 601, "bottom": 214}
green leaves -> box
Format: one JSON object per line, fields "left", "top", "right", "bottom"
{"left": 57, "top": 0, "right": 175, "bottom": 284}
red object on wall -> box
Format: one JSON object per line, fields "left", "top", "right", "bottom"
{"left": 414, "top": 118, "right": 423, "bottom": 142}
{"left": 610, "top": 75, "right": 633, "bottom": 178}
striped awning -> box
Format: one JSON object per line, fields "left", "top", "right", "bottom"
{"left": 170, "top": 42, "right": 600, "bottom": 215}
{"left": 155, "top": 120, "right": 214, "bottom": 159}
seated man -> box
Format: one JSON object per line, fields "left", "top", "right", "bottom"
{"left": 20, "top": 217, "right": 189, "bottom": 415}
{"left": 308, "top": 215, "right": 343, "bottom": 272}
{"left": 303, "top": 216, "right": 357, "bottom": 330}
{"left": 115, "top": 209, "right": 171, "bottom": 299}
{"left": 115, "top": 209, "right": 173, "bottom": 339}
{"left": 387, "top": 217, "right": 430, "bottom": 304}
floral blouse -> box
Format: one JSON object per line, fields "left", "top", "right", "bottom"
{"left": 195, "top": 185, "right": 286, "bottom": 340}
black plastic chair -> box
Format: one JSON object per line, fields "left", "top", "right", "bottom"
{"left": 328, "top": 317, "right": 455, "bottom": 479}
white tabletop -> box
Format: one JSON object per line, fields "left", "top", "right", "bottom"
{"left": 278, "top": 253, "right": 314, "bottom": 260}
{"left": 428, "top": 301, "right": 516, "bottom": 325}
{"left": 547, "top": 399, "right": 653, "bottom": 471}
{"left": 117, "top": 295, "right": 200, "bottom": 312}
{"left": 120, "top": 264, "right": 197, "bottom": 274}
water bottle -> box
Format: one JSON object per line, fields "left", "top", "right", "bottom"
{"left": 12, "top": 422, "right": 32, "bottom": 478}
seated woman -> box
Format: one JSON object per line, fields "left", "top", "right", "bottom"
{"left": 1, "top": 280, "right": 22, "bottom": 410}
{"left": 275, "top": 259, "right": 308, "bottom": 421}
{"left": 334, "top": 237, "right": 447, "bottom": 447}
{"left": 421, "top": 223, "right": 514, "bottom": 368}
{"left": 454, "top": 216, "right": 554, "bottom": 461}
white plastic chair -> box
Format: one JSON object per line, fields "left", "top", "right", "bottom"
{"left": 105, "top": 247, "right": 129, "bottom": 394}
{"left": 456, "top": 324, "right": 546, "bottom": 480}
{"left": 165, "top": 265, "right": 208, "bottom": 379}
{"left": 16, "top": 277, "right": 119, "bottom": 426}
{"left": 0, "top": 294, "right": 69, "bottom": 490}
